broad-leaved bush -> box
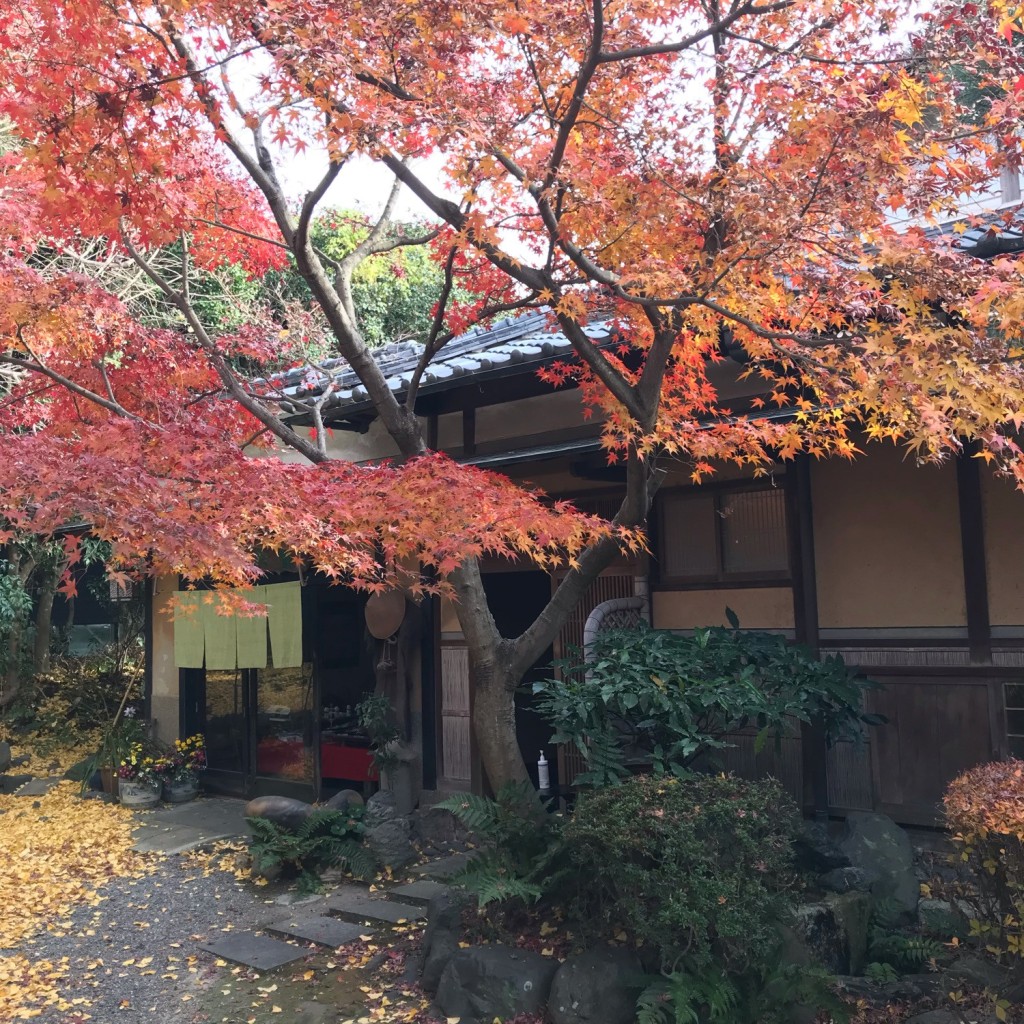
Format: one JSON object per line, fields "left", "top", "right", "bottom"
{"left": 533, "top": 621, "right": 881, "bottom": 787}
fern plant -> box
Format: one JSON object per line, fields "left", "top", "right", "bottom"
{"left": 247, "top": 808, "right": 374, "bottom": 893}
{"left": 867, "top": 898, "right": 946, "bottom": 974}
{"left": 437, "top": 782, "right": 566, "bottom": 908}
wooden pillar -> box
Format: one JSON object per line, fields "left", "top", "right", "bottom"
{"left": 956, "top": 448, "right": 992, "bottom": 664}
{"left": 788, "top": 456, "right": 829, "bottom": 820}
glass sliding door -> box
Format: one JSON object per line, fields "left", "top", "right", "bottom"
{"left": 204, "top": 669, "right": 248, "bottom": 774}
{"left": 255, "top": 665, "right": 315, "bottom": 787}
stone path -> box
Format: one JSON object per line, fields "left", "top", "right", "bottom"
{"left": 132, "top": 795, "right": 249, "bottom": 854}
{"left": 192, "top": 867, "right": 447, "bottom": 972}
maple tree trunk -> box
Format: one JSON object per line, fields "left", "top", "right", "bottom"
{"left": 1, "top": 621, "right": 23, "bottom": 709}
{"left": 32, "top": 562, "right": 60, "bottom": 676}
{"left": 470, "top": 655, "right": 531, "bottom": 790}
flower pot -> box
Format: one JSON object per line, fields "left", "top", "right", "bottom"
{"left": 162, "top": 776, "right": 199, "bottom": 803}
{"left": 118, "top": 779, "right": 161, "bottom": 808}
{"left": 99, "top": 767, "right": 120, "bottom": 798}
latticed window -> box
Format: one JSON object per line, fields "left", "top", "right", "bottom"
{"left": 657, "top": 486, "right": 789, "bottom": 584}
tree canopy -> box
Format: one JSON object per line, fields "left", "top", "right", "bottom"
{"left": 3, "top": 0, "right": 1024, "bottom": 783}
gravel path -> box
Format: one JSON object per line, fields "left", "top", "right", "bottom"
{"left": 21, "top": 849, "right": 288, "bottom": 1024}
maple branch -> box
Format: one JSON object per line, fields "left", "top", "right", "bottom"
{"left": 0, "top": 351, "right": 149, "bottom": 426}
{"left": 296, "top": 161, "right": 345, "bottom": 261}
{"left": 119, "top": 225, "right": 330, "bottom": 464}
{"left": 541, "top": 0, "right": 605, "bottom": 192}
{"left": 510, "top": 448, "right": 661, "bottom": 679}
{"left": 596, "top": 0, "right": 793, "bottom": 62}
{"left": 337, "top": 172, "right": 404, "bottom": 282}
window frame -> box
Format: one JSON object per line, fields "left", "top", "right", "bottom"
{"left": 653, "top": 479, "right": 793, "bottom": 589}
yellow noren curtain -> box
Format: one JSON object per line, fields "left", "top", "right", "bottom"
{"left": 173, "top": 592, "right": 205, "bottom": 669}
{"left": 266, "top": 581, "right": 303, "bottom": 668}
{"left": 236, "top": 586, "right": 268, "bottom": 669}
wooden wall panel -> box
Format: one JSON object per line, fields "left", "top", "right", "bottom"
{"left": 440, "top": 647, "right": 472, "bottom": 785}
{"left": 865, "top": 676, "right": 997, "bottom": 824}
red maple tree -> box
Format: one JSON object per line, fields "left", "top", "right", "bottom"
{"left": 2, "top": 0, "right": 1024, "bottom": 784}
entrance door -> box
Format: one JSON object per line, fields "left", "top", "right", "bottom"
{"left": 186, "top": 664, "right": 319, "bottom": 799}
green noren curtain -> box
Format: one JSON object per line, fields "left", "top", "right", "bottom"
{"left": 236, "top": 586, "right": 268, "bottom": 669}
{"left": 173, "top": 592, "right": 205, "bottom": 669}
{"left": 173, "top": 581, "right": 300, "bottom": 669}
{"left": 265, "top": 581, "right": 303, "bottom": 668}
{"left": 203, "top": 598, "right": 238, "bottom": 671}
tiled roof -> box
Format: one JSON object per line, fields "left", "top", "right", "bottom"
{"left": 921, "top": 209, "right": 1024, "bottom": 257}
{"left": 266, "top": 309, "right": 612, "bottom": 421}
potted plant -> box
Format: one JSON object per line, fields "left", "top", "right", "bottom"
{"left": 158, "top": 734, "right": 206, "bottom": 803}
{"left": 116, "top": 742, "right": 163, "bottom": 808}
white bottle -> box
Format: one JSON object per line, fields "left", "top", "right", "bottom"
{"left": 537, "top": 750, "right": 550, "bottom": 792}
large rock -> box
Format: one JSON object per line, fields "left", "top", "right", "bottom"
{"left": 0, "top": 740, "right": 11, "bottom": 773}
{"left": 244, "top": 795, "right": 314, "bottom": 831}
{"left": 795, "top": 821, "right": 850, "bottom": 873}
{"left": 0, "top": 773, "right": 32, "bottom": 795}
{"left": 548, "top": 947, "right": 643, "bottom": 1024}
{"left": 917, "top": 898, "right": 966, "bottom": 939}
{"left": 323, "top": 789, "right": 364, "bottom": 813}
{"left": 787, "top": 892, "right": 871, "bottom": 975}
{"left": 818, "top": 866, "right": 871, "bottom": 894}
{"left": 421, "top": 888, "right": 472, "bottom": 993}
{"left": 364, "top": 789, "right": 399, "bottom": 827}
{"left": 414, "top": 805, "right": 463, "bottom": 847}
{"left": 365, "top": 817, "right": 415, "bottom": 870}
{"left": 436, "top": 945, "right": 559, "bottom": 1021}
{"left": 840, "top": 812, "right": 919, "bottom": 913}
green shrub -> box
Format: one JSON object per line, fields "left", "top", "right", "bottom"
{"left": 563, "top": 773, "right": 830, "bottom": 1023}
{"left": 533, "top": 620, "right": 882, "bottom": 787}
{"left": 564, "top": 773, "right": 800, "bottom": 973}
{"left": 247, "top": 808, "right": 373, "bottom": 893}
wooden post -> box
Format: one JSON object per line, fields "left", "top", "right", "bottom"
{"left": 788, "top": 456, "right": 830, "bottom": 820}
{"left": 956, "top": 447, "right": 992, "bottom": 665}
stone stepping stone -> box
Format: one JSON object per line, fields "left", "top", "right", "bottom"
{"left": 198, "top": 933, "right": 306, "bottom": 970}
{"left": 390, "top": 880, "right": 449, "bottom": 903}
{"left": 266, "top": 914, "right": 367, "bottom": 948}
{"left": 411, "top": 852, "right": 472, "bottom": 879}
{"left": 15, "top": 777, "right": 61, "bottom": 797}
{"left": 326, "top": 886, "right": 425, "bottom": 924}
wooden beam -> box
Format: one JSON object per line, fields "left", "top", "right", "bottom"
{"left": 956, "top": 447, "right": 992, "bottom": 664}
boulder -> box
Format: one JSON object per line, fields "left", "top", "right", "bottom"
{"left": 421, "top": 887, "right": 473, "bottom": 994}
{"left": 244, "top": 795, "right": 314, "bottom": 831}
{"left": 364, "top": 789, "right": 399, "bottom": 827}
{"left": 414, "top": 805, "right": 463, "bottom": 847}
{"left": 323, "top": 789, "right": 365, "bottom": 812}
{"left": 795, "top": 821, "right": 850, "bottom": 873}
{"left": 436, "top": 945, "right": 559, "bottom": 1021}
{"left": 818, "top": 866, "right": 871, "bottom": 894}
{"left": 840, "top": 812, "right": 919, "bottom": 913}
{"left": 0, "top": 740, "right": 11, "bottom": 773}
{"left": 365, "top": 817, "right": 416, "bottom": 870}
{"left": 787, "top": 892, "right": 871, "bottom": 975}
{"left": 548, "top": 947, "right": 643, "bottom": 1024}
{"left": 917, "top": 898, "right": 966, "bottom": 939}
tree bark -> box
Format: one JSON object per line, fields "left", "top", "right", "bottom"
{"left": 469, "top": 651, "right": 531, "bottom": 790}
{"left": 32, "top": 560, "right": 61, "bottom": 676}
